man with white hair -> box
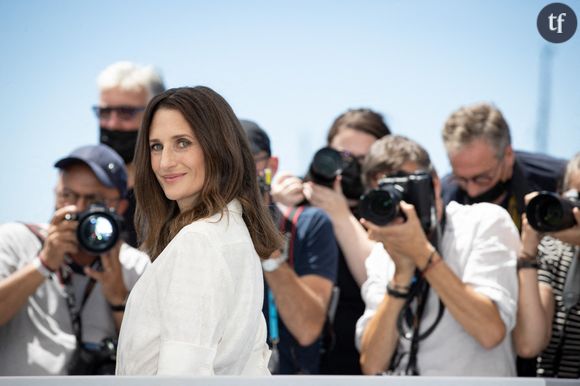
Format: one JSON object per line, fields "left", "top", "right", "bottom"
{"left": 93, "top": 61, "right": 165, "bottom": 247}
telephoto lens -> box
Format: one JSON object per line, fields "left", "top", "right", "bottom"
{"left": 526, "top": 191, "right": 579, "bottom": 232}
{"left": 359, "top": 185, "right": 404, "bottom": 226}
{"left": 308, "top": 147, "right": 344, "bottom": 188}
{"left": 74, "top": 204, "right": 124, "bottom": 254}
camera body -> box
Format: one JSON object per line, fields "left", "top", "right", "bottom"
{"left": 307, "top": 147, "right": 364, "bottom": 200}
{"left": 359, "top": 171, "right": 436, "bottom": 234}
{"left": 525, "top": 190, "right": 579, "bottom": 232}
{"left": 67, "top": 337, "right": 117, "bottom": 375}
{"left": 68, "top": 204, "right": 124, "bottom": 255}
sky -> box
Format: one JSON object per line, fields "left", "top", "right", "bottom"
{"left": 0, "top": 0, "right": 578, "bottom": 223}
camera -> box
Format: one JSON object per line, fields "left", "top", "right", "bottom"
{"left": 306, "top": 147, "right": 364, "bottom": 200}
{"left": 258, "top": 168, "right": 272, "bottom": 195}
{"left": 359, "top": 171, "right": 436, "bottom": 234}
{"left": 525, "top": 190, "right": 579, "bottom": 232}
{"left": 67, "top": 337, "right": 117, "bottom": 375}
{"left": 67, "top": 204, "right": 124, "bottom": 254}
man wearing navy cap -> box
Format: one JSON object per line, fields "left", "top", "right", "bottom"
{"left": 0, "top": 144, "right": 149, "bottom": 375}
{"left": 241, "top": 119, "right": 339, "bottom": 375}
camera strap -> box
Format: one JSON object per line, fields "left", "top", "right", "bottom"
{"left": 22, "top": 223, "right": 100, "bottom": 344}
{"left": 61, "top": 260, "right": 100, "bottom": 343}
{"left": 389, "top": 213, "right": 447, "bottom": 375}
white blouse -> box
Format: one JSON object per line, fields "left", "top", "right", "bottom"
{"left": 116, "top": 200, "right": 271, "bottom": 375}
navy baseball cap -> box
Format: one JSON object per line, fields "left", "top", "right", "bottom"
{"left": 240, "top": 119, "right": 271, "bottom": 156}
{"left": 54, "top": 144, "right": 128, "bottom": 198}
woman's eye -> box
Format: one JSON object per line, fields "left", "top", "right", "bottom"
{"left": 177, "top": 139, "right": 191, "bottom": 148}
{"left": 150, "top": 143, "right": 162, "bottom": 152}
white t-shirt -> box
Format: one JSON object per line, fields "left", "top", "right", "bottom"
{"left": 0, "top": 222, "right": 150, "bottom": 375}
{"left": 355, "top": 201, "right": 520, "bottom": 376}
{"left": 116, "top": 200, "right": 271, "bottom": 376}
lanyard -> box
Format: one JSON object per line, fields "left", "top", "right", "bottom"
{"left": 61, "top": 257, "right": 101, "bottom": 342}
{"left": 267, "top": 289, "right": 279, "bottom": 344}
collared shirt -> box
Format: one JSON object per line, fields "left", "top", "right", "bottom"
{"left": 355, "top": 201, "right": 520, "bottom": 376}
{"left": 116, "top": 200, "right": 271, "bottom": 376}
{"left": 0, "top": 223, "right": 149, "bottom": 375}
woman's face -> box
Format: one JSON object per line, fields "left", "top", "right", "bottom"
{"left": 329, "top": 127, "right": 377, "bottom": 162}
{"left": 149, "top": 108, "right": 206, "bottom": 212}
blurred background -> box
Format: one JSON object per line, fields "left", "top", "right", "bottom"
{"left": 0, "top": 0, "right": 578, "bottom": 223}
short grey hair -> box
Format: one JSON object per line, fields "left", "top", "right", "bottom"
{"left": 442, "top": 102, "right": 512, "bottom": 159}
{"left": 97, "top": 61, "right": 165, "bottom": 102}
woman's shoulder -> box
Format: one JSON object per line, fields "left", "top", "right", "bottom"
{"left": 174, "top": 199, "right": 245, "bottom": 242}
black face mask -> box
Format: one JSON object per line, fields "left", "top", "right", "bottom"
{"left": 465, "top": 179, "right": 509, "bottom": 204}
{"left": 100, "top": 127, "right": 138, "bottom": 164}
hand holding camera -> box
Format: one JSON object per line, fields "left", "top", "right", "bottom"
{"left": 40, "top": 205, "right": 81, "bottom": 271}
{"left": 361, "top": 201, "right": 432, "bottom": 275}
{"left": 525, "top": 189, "right": 580, "bottom": 246}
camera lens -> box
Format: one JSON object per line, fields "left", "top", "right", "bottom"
{"left": 359, "top": 187, "right": 402, "bottom": 226}
{"left": 77, "top": 210, "right": 121, "bottom": 254}
{"left": 526, "top": 192, "right": 578, "bottom": 232}
{"left": 309, "top": 147, "right": 343, "bottom": 187}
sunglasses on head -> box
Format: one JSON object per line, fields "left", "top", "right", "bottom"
{"left": 92, "top": 105, "right": 145, "bottom": 121}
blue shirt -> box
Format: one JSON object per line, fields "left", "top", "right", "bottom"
{"left": 263, "top": 205, "right": 338, "bottom": 374}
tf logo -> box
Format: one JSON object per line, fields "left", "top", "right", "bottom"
{"left": 537, "top": 3, "right": 577, "bottom": 43}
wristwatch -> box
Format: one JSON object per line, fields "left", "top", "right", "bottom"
{"left": 261, "top": 253, "right": 288, "bottom": 272}
{"left": 32, "top": 256, "right": 53, "bottom": 279}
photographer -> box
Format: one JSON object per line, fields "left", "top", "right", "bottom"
{"left": 241, "top": 119, "right": 338, "bottom": 374}
{"left": 440, "top": 102, "right": 567, "bottom": 376}
{"left": 0, "top": 144, "right": 149, "bottom": 375}
{"left": 273, "top": 108, "right": 390, "bottom": 374}
{"left": 355, "top": 135, "right": 519, "bottom": 376}
{"left": 513, "top": 152, "right": 580, "bottom": 378}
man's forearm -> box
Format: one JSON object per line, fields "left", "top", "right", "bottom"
{"left": 359, "top": 294, "right": 405, "bottom": 375}
{"left": 423, "top": 252, "right": 507, "bottom": 349}
{"left": 513, "top": 269, "right": 552, "bottom": 357}
{"left": 0, "top": 262, "right": 46, "bottom": 326}
{"left": 265, "top": 264, "right": 331, "bottom": 346}
{"left": 331, "top": 213, "right": 373, "bottom": 286}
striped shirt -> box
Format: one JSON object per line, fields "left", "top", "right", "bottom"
{"left": 537, "top": 236, "right": 580, "bottom": 378}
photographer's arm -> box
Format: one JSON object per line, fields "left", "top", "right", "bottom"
{"left": 513, "top": 202, "right": 561, "bottom": 357}
{"left": 0, "top": 208, "right": 77, "bottom": 325}
{"left": 265, "top": 265, "right": 332, "bottom": 346}
{"left": 0, "top": 264, "right": 48, "bottom": 326}
{"left": 362, "top": 203, "right": 509, "bottom": 349}
{"left": 359, "top": 270, "right": 413, "bottom": 375}
{"left": 304, "top": 180, "right": 373, "bottom": 286}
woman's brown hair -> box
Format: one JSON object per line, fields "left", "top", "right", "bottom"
{"left": 133, "top": 86, "right": 283, "bottom": 260}
{"left": 326, "top": 108, "right": 391, "bottom": 144}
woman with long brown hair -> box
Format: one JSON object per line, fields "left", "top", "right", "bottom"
{"left": 116, "top": 86, "right": 282, "bottom": 375}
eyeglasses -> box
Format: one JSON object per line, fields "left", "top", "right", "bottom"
{"left": 452, "top": 159, "right": 503, "bottom": 187}
{"left": 57, "top": 188, "right": 120, "bottom": 209}
{"left": 92, "top": 105, "right": 145, "bottom": 121}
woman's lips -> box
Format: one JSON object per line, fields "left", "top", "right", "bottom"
{"left": 162, "top": 173, "right": 186, "bottom": 183}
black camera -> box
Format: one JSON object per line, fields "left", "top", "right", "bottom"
{"left": 306, "top": 147, "right": 364, "bottom": 200}
{"left": 525, "top": 190, "right": 579, "bottom": 232}
{"left": 359, "top": 171, "right": 436, "bottom": 234}
{"left": 67, "top": 204, "right": 124, "bottom": 255}
{"left": 67, "top": 337, "right": 117, "bottom": 375}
